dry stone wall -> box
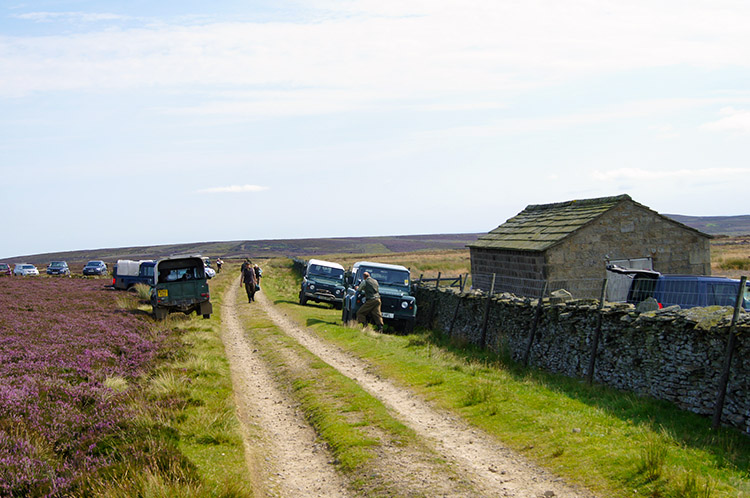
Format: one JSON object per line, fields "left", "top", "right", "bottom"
{"left": 414, "top": 285, "right": 750, "bottom": 433}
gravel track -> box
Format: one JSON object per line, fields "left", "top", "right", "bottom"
{"left": 220, "top": 282, "right": 350, "bottom": 497}
{"left": 255, "top": 289, "right": 596, "bottom": 498}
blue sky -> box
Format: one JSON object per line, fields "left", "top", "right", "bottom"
{"left": 2, "top": 0, "right": 750, "bottom": 258}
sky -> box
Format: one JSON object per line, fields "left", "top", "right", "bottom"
{"left": 2, "top": 0, "right": 750, "bottom": 258}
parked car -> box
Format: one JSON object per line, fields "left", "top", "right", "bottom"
{"left": 607, "top": 264, "right": 750, "bottom": 310}
{"left": 46, "top": 261, "right": 70, "bottom": 275}
{"left": 342, "top": 261, "right": 417, "bottom": 332}
{"left": 0, "top": 263, "right": 11, "bottom": 276}
{"left": 299, "top": 258, "right": 346, "bottom": 309}
{"left": 112, "top": 259, "right": 155, "bottom": 290}
{"left": 151, "top": 256, "right": 212, "bottom": 320}
{"left": 14, "top": 264, "right": 39, "bottom": 276}
{"left": 83, "top": 260, "right": 108, "bottom": 276}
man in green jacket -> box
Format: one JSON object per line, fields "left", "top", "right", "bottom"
{"left": 356, "top": 271, "right": 383, "bottom": 331}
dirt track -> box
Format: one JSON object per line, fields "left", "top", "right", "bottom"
{"left": 222, "top": 279, "right": 595, "bottom": 497}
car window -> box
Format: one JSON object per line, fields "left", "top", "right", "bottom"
{"left": 627, "top": 276, "right": 657, "bottom": 304}
{"left": 660, "top": 279, "right": 700, "bottom": 307}
{"left": 309, "top": 265, "right": 344, "bottom": 279}
{"left": 708, "top": 283, "right": 741, "bottom": 307}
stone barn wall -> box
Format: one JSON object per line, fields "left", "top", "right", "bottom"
{"left": 547, "top": 202, "right": 712, "bottom": 283}
{"left": 414, "top": 285, "right": 750, "bottom": 433}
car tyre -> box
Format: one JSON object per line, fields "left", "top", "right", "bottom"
{"left": 202, "top": 314, "right": 210, "bottom": 319}
{"left": 153, "top": 307, "right": 168, "bottom": 321}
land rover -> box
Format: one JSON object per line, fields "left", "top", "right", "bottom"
{"left": 342, "top": 261, "right": 416, "bottom": 332}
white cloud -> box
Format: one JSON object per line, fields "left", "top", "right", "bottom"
{"left": 13, "top": 11, "right": 132, "bottom": 23}
{"left": 3, "top": 0, "right": 750, "bottom": 102}
{"left": 197, "top": 184, "right": 270, "bottom": 194}
{"left": 592, "top": 167, "right": 750, "bottom": 182}
{"left": 700, "top": 107, "right": 750, "bottom": 136}
{"left": 649, "top": 124, "right": 679, "bottom": 140}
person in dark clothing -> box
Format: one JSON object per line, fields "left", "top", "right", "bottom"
{"left": 356, "top": 271, "right": 383, "bottom": 331}
{"left": 240, "top": 259, "right": 257, "bottom": 302}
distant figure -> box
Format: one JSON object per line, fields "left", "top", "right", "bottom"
{"left": 216, "top": 258, "right": 224, "bottom": 273}
{"left": 254, "top": 263, "right": 263, "bottom": 290}
{"left": 356, "top": 271, "right": 383, "bottom": 331}
{"left": 240, "top": 259, "right": 257, "bottom": 303}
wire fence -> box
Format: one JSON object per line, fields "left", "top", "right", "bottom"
{"left": 415, "top": 271, "right": 750, "bottom": 309}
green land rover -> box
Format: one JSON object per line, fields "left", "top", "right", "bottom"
{"left": 299, "top": 258, "right": 346, "bottom": 309}
{"left": 151, "top": 256, "right": 212, "bottom": 320}
{"left": 342, "top": 261, "right": 416, "bottom": 332}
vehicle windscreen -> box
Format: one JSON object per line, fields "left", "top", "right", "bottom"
{"left": 86, "top": 261, "right": 101, "bottom": 266}
{"left": 50, "top": 262, "right": 64, "bottom": 267}
{"left": 309, "top": 264, "right": 344, "bottom": 279}
{"left": 358, "top": 267, "right": 410, "bottom": 287}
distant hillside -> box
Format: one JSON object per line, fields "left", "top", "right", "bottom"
{"left": 2, "top": 233, "right": 483, "bottom": 265}
{"left": 665, "top": 214, "right": 750, "bottom": 236}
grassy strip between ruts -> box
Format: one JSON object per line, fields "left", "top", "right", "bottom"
{"left": 261, "top": 257, "right": 750, "bottom": 498}
{"left": 229, "top": 264, "right": 475, "bottom": 497}
{"left": 92, "top": 270, "right": 254, "bottom": 497}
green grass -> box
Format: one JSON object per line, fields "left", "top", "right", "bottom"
{"left": 261, "top": 257, "right": 750, "bottom": 498}
{"left": 228, "top": 262, "right": 472, "bottom": 495}
{"left": 719, "top": 258, "right": 750, "bottom": 271}
{"left": 98, "top": 276, "right": 254, "bottom": 497}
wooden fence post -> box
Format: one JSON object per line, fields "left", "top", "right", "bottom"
{"left": 435, "top": 272, "right": 441, "bottom": 289}
{"left": 479, "top": 274, "right": 496, "bottom": 347}
{"left": 586, "top": 279, "right": 608, "bottom": 385}
{"left": 523, "top": 282, "right": 548, "bottom": 368}
{"left": 712, "top": 275, "right": 747, "bottom": 429}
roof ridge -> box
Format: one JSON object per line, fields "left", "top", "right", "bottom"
{"left": 525, "top": 194, "right": 631, "bottom": 212}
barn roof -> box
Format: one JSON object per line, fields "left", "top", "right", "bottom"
{"left": 468, "top": 194, "right": 709, "bottom": 252}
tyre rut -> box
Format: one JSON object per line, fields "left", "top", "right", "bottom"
{"left": 256, "top": 290, "right": 596, "bottom": 498}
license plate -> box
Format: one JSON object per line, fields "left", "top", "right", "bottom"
{"left": 158, "top": 289, "right": 168, "bottom": 297}
{"left": 382, "top": 312, "right": 394, "bottom": 319}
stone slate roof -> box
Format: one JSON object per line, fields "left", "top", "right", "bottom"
{"left": 468, "top": 194, "right": 708, "bottom": 252}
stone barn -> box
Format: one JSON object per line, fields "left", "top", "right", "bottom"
{"left": 468, "top": 194, "right": 711, "bottom": 299}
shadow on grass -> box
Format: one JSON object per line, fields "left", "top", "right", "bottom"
{"left": 307, "top": 317, "right": 340, "bottom": 327}
{"left": 417, "top": 325, "right": 750, "bottom": 473}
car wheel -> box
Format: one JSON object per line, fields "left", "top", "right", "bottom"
{"left": 202, "top": 314, "right": 211, "bottom": 319}
{"left": 153, "top": 307, "right": 168, "bottom": 321}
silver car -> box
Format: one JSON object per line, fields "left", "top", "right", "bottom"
{"left": 14, "top": 264, "right": 39, "bottom": 276}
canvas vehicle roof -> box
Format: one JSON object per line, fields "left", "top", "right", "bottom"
{"left": 308, "top": 258, "right": 345, "bottom": 270}
{"left": 353, "top": 261, "right": 409, "bottom": 272}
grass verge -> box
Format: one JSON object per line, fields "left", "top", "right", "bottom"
{"left": 262, "top": 257, "right": 750, "bottom": 498}
{"left": 90, "top": 272, "right": 254, "bottom": 497}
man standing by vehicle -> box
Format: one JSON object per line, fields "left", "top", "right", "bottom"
{"left": 240, "top": 259, "right": 257, "bottom": 303}
{"left": 356, "top": 271, "right": 383, "bottom": 331}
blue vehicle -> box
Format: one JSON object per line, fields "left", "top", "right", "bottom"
{"left": 46, "top": 261, "right": 70, "bottom": 275}
{"left": 607, "top": 264, "right": 750, "bottom": 310}
{"left": 112, "top": 259, "right": 156, "bottom": 290}
{"left": 342, "top": 261, "right": 416, "bottom": 332}
{"left": 83, "top": 260, "right": 108, "bottom": 276}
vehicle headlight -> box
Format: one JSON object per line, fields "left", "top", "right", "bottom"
{"left": 401, "top": 301, "right": 409, "bottom": 309}
{"left": 309, "top": 284, "right": 315, "bottom": 291}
